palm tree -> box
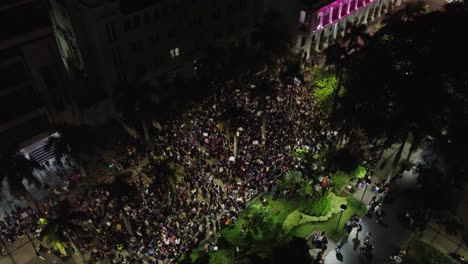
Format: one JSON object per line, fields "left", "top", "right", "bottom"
{"left": 280, "top": 57, "right": 302, "bottom": 117}
{"left": 149, "top": 160, "right": 186, "bottom": 200}
{"left": 236, "top": 225, "right": 284, "bottom": 263}
{"left": 96, "top": 172, "right": 139, "bottom": 235}
{"left": 39, "top": 199, "right": 88, "bottom": 263}
{"left": 323, "top": 24, "right": 370, "bottom": 120}
{"left": 217, "top": 105, "right": 251, "bottom": 159}
{"left": 249, "top": 77, "right": 277, "bottom": 145}
{"left": 283, "top": 170, "right": 304, "bottom": 191}
{"left": 335, "top": 3, "right": 467, "bottom": 182}
{"left": 114, "top": 80, "right": 156, "bottom": 141}
{"left": 0, "top": 147, "right": 42, "bottom": 210}
{"left": 245, "top": 204, "right": 272, "bottom": 235}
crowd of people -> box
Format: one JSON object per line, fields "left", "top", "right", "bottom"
{"left": 95, "top": 71, "right": 340, "bottom": 263}
{"left": 1, "top": 69, "right": 362, "bottom": 263}
{"left": 0, "top": 205, "right": 38, "bottom": 256}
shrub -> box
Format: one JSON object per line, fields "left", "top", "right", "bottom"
{"left": 330, "top": 171, "right": 351, "bottom": 193}
{"left": 247, "top": 204, "right": 272, "bottom": 227}
{"left": 309, "top": 67, "right": 345, "bottom": 115}
{"left": 303, "top": 195, "right": 331, "bottom": 217}
{"left": 283, "top": 193, "right": 347, "bottom": 234}
{"left": 354, "top": 165, "right": 367, "bottom": 179}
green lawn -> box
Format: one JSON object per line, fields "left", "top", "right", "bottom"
{"left": 289, "top": 196, "right": 366, "bottom": 241}
{"left": 221, "top": 195, "right": 301, "bottom": 246}
{"left": 189, "top": 194, "right": 366, "bottom": 263}
{"left": 209, "top": 249, "right": 235, "bottom": 264}
{"left": 404, "top": 238, "right": 456, "bottom": 264}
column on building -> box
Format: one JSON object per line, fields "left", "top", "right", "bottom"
{"left": 315, "top": 30, "right": 322, "bottom": 51}
{"left": 378, "top": 0, "right": 385, "bottom": 17}
{"left": 316, "top": 12, "right": 324, "bottom": 29}
{"left": 369, "top": 0, "right": 380, "bottom": 20}
{"left": 338, "top": 2, "right": 343, "bottom": 18}
{"left": 347, "top": 0, "right": 352, "bottom": 14}
{"left": 332, "top": 22, "right": 339, "bottom": 39}
{"left": 362, "top": 4, "right": 371, "bottom": 24}
{"left": 323, "top": 26, "right": 330, "bottom": 48}
{"left": 340, "top": 16, "right": 348, "bottom": 36}
{"left": 384, "top": 0, "right": 391, "bottom": 13}
{"left": 355, "top": 0, "right": 359, "bottom": 10}
{"left": 329, "top": 7, "right": 334, "bottom": 24}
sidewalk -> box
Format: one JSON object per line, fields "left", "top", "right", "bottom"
{"left": 418, "top": 221, "right": 468, "bottom": 260}
{"left": 325, "top": 144, "right": 424, "bottom": 264}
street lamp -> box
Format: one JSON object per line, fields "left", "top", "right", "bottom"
{"left": 335, "top": 204, "right": 348, "bottom": 232}
{"left": 360, "top": 178, "right": 373, "bottom": 203}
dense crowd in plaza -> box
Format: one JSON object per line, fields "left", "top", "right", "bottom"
{"left": 1, "top": 69, "right": 374, "bottom": 264}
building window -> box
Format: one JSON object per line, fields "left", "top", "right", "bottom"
{"left": 106, "top": 23, "right": 117, "bottom": 42}
{"left": 150, "top": 35, "right": 160, "bottom": 45}
{"left": 144, "top": 12, "right": 150, "bottom": 24}
{"left": 153, "top": 8, "right": 159, "bottom": 21}
{"left": 239, "top": 20, "right": 248, "bottom": 29}
{"left": 213, "top": 8, "right": 221, "bottom": 20}
{"left": 194, "top": 38, "right": 200, "bottom": 49}
{"left": 118, "top": 72, "right": 127, "bottom": 81}
{"left": 240, "top": 0, "right": 247, "bottom": 9}
{"left": 134, "top": 15, "right": 141, "bottom": 28}
{"left": 111, "top": 47, "right": 123, "bottom": 65}
{"left": 190, "top": 16, "right": 202, "bottom": 29}
{"left": 169, "top": 4, "right": 177, "bottom": 15}
{"left": 123, "top": 19, "right": 130, "bottom": 32}
{"left": 226, "top": 5, "right": 234, "bottom": 16}
{"left": 132, "top": 40, "right": 143, "bottom": 52}
{"left": 213, "top": 31, "right": 221, "bottom": 41}
{"left": 227, "top": 24, "right": 234, "bottom": 36}
{"left": 170, "top": 48, "right": 180, "bottom": 58}
{"left": 299, "top": 10, "right": 309, "bottom": 25}
{"left": 168, "top": 28, "right": 176, "bottom": 39}
{"left": 154, "top": 56, "right": 163, "bottom": 68}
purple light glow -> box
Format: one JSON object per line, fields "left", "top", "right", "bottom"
{"left": 312, "top": 0, "right": 372, "bottom": 32}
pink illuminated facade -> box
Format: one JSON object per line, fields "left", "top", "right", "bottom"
{"left": 261, "top": 0, "right": 404, "bottom": 58}
{"left": 313, "top": 0, "right": 377, "bottom": 31}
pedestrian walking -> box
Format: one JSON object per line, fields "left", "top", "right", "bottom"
{"left": 335, "top": 241, "right": 344, "bottom": 253}
{"left": 373, "top": 185, "right": 380, "bottom": 195}
{"left": 345, "top": 220, "right": 353, "bottom": 234}
{"left": 364, "top": 232, "right": 372, "bottom": 244}
{"left": 374, "top": 203, "right": 381, "bottom": 214}
{"left": 356, "top": 223, "right": 363, "bottom": 238}
{"left": 376, "top": 208, "right": 384, "bottom": 224}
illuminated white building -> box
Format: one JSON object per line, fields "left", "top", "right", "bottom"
{"left": 266, "top": 0, "right": 406, "bottom": 59}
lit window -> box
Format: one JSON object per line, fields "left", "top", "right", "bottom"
{"left": 170, "top": 48, "right": 180, "bottom": 58}
{"left": 299, "top": 10, "right": 308, "bottom": 24}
